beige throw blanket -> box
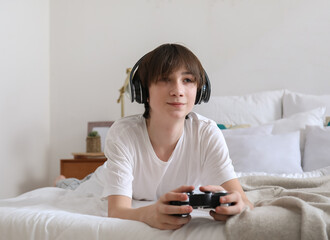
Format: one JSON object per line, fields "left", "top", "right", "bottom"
{"left": 225, "top": 175, "right": 330, "bottom": 240}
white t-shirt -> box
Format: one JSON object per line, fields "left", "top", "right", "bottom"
{"left": 77, "top": 112, "right": 236, "bottom": 201}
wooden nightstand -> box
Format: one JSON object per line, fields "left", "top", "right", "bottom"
{"left": 60, "top": 157, "right": 106, "bottom": 179}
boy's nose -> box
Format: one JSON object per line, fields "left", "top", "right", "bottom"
{"left": 170, "top": 81, "right": 184, "bottom": 96}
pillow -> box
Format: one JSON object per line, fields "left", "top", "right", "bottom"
{"left": 271, "top": 107, "right": 325, "bottom": 156}
{"left": 272, "top": 107, "right": 325, "bottom": 134}
{"left": 222, "top": 124, "right": 273, "bottom": 137}
{"left": 225, "top": 131, "right": 303, "bottom": 174}
{"left": 194, "top": 90, "right": 284, "bottom": 126}
{"left": 303, "top": 126, "right": 330, "bottom": 171}
{"left": 283, "top": 90, "right": 330, "bottom": 118}
{"left": 271, "top": 107, "right": 325, "bottom": 153}
{"left": 326, "top": 116, "right": 330, "bottom": 126}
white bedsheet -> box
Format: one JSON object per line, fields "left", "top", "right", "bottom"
{"left": 0, "top": 187, "right": 226, "bottom": 240}
{"left": 236, "top": 166, "right": 330, "bottom": 178}
{"left": 1, "top": 167, "right": 329, "bottom": 240}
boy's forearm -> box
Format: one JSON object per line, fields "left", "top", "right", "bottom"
{"left": 108, "top": 206, "right": 143, "bottom": 221}
{"left": 108, "top": 197, "right": 152, "bottom": 224}
{"left": 108, "top": 195, "right": 140, "bottom": 221}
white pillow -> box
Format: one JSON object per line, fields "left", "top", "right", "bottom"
{"left": 272, "top": 107, "right": 325, "bottom": 134}
{"left": 194, "top": 90, "right": 284, "bottom": 126}
{"left": 222, "top": 124, "right": 273, "bottom": 137}
{"left": 271, "top": 107, "right": 325, "bottom": 153}
{"left": 225, "top": 131, "right": 303, "bottom": 174}
{"left": 303, "top": 126, "right": 330, "bottom": 171}
{"left": 283, "top": 90, "right": 330, "bottom": 118}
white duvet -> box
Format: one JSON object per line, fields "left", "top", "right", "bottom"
{"left": 0, "top": 187, "right": 226, "bottom": 240}
{"left": 1, "top": 167, "right": 329, "bottom": 240}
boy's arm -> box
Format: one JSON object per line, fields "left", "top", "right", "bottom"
{"left": 107, "top": 185, "right": 195, "bottom": 230}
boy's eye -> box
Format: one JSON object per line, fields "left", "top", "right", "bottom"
{"left": 183, "top": 78, "right": 195, "bottom": 83}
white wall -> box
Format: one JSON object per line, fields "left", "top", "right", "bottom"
{"left": 1, "top": 0, "right": 329, "bottom": 197}
{"left": 0, "top": 0, "right": 50, "bottom": 198}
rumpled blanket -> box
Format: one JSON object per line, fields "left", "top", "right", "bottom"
{"left": 225, "top": 175, "right": 330, "bottom": 240}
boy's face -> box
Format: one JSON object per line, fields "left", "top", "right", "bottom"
{"left": 148, "top": 66, "right": 197, "bottom": 121}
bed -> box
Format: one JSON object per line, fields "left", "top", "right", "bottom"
{"left": 1, "top": 89, "right": 330, "bottom": 240}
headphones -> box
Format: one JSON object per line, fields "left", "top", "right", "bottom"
{"left": 129, "top": 55, "right": 211, "bottom": 105}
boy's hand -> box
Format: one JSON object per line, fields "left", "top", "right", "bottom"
{"left": 200, "top": 185, "right": 246, "bottom": 221}
{"left": 143, "top": 185, "right": 194, "bottom": 230}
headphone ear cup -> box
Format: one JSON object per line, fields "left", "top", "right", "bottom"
{"left": 201, "top": 71, "right": 211, "bottom": 103}
{"left": 195, "top": 88, "right": 202, "bottom": 104}
{"left": 132, "top": 72, "right": 149, "bottom": 104}
{"left": 129, "top": 55, "right": 149, "bottom": 104}
{"left": 141, "top": 85, "right": 148, "bottom": 103}
{"left": 132, "top": 73, "right": 143, "bottom": 103}
{"left": 195, "top": 70, "right": 211, "bottom": 105}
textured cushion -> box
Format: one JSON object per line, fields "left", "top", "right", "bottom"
{"left": 222, "top": 124, "right": 273, "bottom": 138}
{"left": 194, "top": 90, "right": 284, "bottom": 126}
{"left": 326, "top": 116, "right": 330, "bottom": 126}
{"left": 217, "top": 124, "right": 250, "bottom": 130}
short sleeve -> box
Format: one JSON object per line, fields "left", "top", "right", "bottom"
{"left": 101, "top": 140, "right": 134, "bottom": 199}
{"left": 201, "top": 124, "right": 237, "bottom": 186}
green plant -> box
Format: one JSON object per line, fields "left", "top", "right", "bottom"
{"left": 88, "top": 131, "right": 99, "bottom": 137}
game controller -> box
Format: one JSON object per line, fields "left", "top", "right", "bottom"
{"left": 170, "top": 191, "right": 231, "bottom": 216}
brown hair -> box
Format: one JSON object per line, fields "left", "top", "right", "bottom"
{"left": 135, "top": 43, "right": 206, "bottom": 118}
